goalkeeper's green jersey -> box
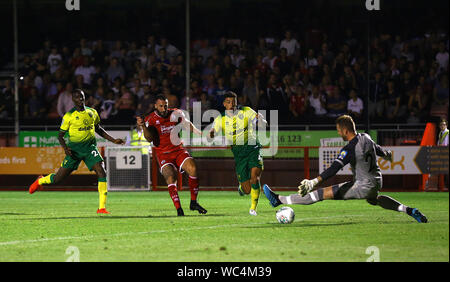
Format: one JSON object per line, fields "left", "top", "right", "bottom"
{"left": 60, "top": 106, "right": 100, "bottom": 147}
{"left": 212, "top": 106, "right": 260, "bottom": 146}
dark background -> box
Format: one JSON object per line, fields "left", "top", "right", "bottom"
{"left": 0, "top": 0, "right": 448, "bottom": 66}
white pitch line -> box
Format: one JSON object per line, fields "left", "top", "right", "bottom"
{"left": 0, "top": 214, "right": 365, "bottom": 247}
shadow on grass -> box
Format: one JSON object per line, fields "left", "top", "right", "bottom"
{"left": 0, "top": 212, "right": 30, "bottom": 215}
{"left": 247, "top": 222, "right": 358, "bottom": 228}
{"left": 16, "top": 213, "right": 227, "bottom": 220}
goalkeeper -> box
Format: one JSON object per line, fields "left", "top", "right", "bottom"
{"left": 263, "top": 114, "right": 428, "bottom": 223}
{"left": 28, "top": 89, "right": 125, "bottom": 214}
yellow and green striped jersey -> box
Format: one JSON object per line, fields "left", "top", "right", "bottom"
{"left": 213, "top": 106, "right": 259, "bottom": 146}
{"left": 60, "top": 107, "right": 100, "bottom": 145}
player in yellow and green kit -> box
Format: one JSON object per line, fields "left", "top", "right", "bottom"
{"left": 209, "top": 91, "right": 267, "bottom": 216}
{"left": 28, "top": 89, "right": 125, "bottom": 214}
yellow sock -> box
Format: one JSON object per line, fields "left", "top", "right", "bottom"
{"left": 250, "top": 183, "right": 261, "bottom": 210}
{"left": 98, "top": 178, "right": 107, "bottom": 210}
{"left": 38, "top": 174, "right": 54, "bottom": 185}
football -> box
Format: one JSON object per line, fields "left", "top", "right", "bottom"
{"left": 276, "top": 207, "right": 295, "bottom": 224}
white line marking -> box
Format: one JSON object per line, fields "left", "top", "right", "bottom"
{"left": 0, "top": 214, "right": 365, "bottom": 247}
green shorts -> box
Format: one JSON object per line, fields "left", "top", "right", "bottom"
{"left": 231, "top": 144, "right": 263, "bottom": 183}
{"left": 61, "top": 142, "right": 103, "bottom": 171}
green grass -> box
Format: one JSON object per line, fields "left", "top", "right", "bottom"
{"left": 0, "top": 191, "right": 448, "bottom": 262}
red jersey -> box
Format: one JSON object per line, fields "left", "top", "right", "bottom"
{"left": 144, "top": 108, "right": 186, "bottom": 154}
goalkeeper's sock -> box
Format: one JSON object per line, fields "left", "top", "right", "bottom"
{"left": 188, "top": 175, "right": 199, "bottom": 201}
{"left": 98, "top": 178, "right": 108, "bottom": 210}
{"left": 168, "top": 184, "right": 181, "bottom": 209}
{"left": 38, "top": 173, "right": 55, "bottom": 185}
{"left": 279, "top": 190, "right": 323, "bottom": 205}
{"left": 250, "top": 183, "right": 261, "bottom": 211}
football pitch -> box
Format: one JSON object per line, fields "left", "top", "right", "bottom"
{"left": 0, "top": 191, "right": 448, "bottom": 262}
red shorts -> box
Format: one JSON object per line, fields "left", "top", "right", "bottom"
{"left": 156, "top": 148, "right": 192, "bottom": 173}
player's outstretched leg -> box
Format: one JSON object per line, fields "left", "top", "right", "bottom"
{"left": 29, "top": 175, "right": 44, "bottom": 194}
{"left": 263, "top": 184, "right": 282, "bottom": 207}
{"left": 369, "top": 195, "right": 428, "bottom": 223}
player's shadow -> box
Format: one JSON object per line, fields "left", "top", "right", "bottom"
{"left": 248, "top": 222, "right": 357, "bottom": 228}
{"left": 17, "top": 214, "right": 227, "bottom": 220}
{"left": 0, "top": 212, "right": 29, "bottom": 215}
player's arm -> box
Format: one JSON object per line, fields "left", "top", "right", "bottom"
{"left": 208, "top": 114, "right": 224, "bottom": 142}
{"left": 254, "top": 112, "right": 268, "bottom": 127}
{"left": 58, "top": 130, "right": 73, "bottom": 157}
{"left": 374, "top": 143, "right": 392, "bottom": 161}
{"left": 298, "top": 144, "right": 355, "bottom": 196}
{"left": 136, "top": 116, "right": 154, "bottom": 143}
{"left": 95, "top": 124, "right": 125, "bottom": 145}
{"left": 181, "top": 118, "right": 202, "bottom": 136}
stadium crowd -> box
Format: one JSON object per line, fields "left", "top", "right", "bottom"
{"left": 0, "top": 28, "right": 448, "bottom": 125}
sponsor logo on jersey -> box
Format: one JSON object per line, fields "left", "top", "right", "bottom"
{"left": 78, "top": 125, "right": 93, "bottom": 131}
{"left": 338, "top": 150, "right": 347, "bottom": 160}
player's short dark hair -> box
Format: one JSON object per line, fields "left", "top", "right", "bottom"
{"left": 224, "top": 91, "right": 237, "bottom": 100}
{"left": 155, "top": 94, "right": 167, "bottom": 103}
{"left": 336, "top": 115, "right": 356, "bottom": 133}
{"left": 72, "top": 89, "right": 84, "bottom": 96}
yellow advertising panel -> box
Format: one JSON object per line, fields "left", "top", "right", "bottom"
{"left": 0, "top": 147, "right": 94, "bottom": 175}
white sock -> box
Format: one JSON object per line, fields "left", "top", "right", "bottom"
{"left": 397, "top": 204, "right": 407, "bottom": 213}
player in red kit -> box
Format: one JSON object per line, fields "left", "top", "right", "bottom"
{"left": 137, "top": 94, "right": 207, "bottom": 216}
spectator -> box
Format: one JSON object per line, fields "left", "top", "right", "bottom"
{"left": 430, "top": 74, "right": 449, "bottom": 119}
{"left": 347, "top": 88, "right": 364, "bottom": 121}
{"left": 262, "top": 49, "right": 278, "bottom": 70}
{"left": 407, "top": 85, "right": 429, "bottom": 123}
{"left": 0, "top": 80, "right": 14, "bottom": 119}
{"left": 57, "top": 82, "right": 75, "bottom": 117}
{"left": 70, "top": 47, "right": 85, "bottom": 70}
{"left": 280, "top": 30, "right": 300, "bottom": 57}
{"left": 25, "top": 87, "right": 45, "bottom": 118}
{"left": 326, "top": 87, "right": 347, "bottom": 118}
{"left": 230, "top": 45, "right": 245, "bottom": 68}
{"left": 47, "top": 47, "right": 62, "bottom": 74}
{"left": 106, "top": 57, "right": 125, "bottom": 84}
{"left": 199, "top": 91, "right": 212, "bottom": 113}
{"left": 436, "top": 42, "right": 449, "bottom": 73}
{"left": 156, "top": 37, "right": 180, "bottom": 59}
{"left": 304, "top": 49, "right": 318, "bottom": 68}
{"left": 212, "top": 77, "right": 229, "bottom": 110}
{"left": 261, "top": 73, "right": 289, "bottom": 120}
{"left": 130, "top": 78, "right": 145, "bottom": 100}
{"left": 385, "top": 80, "right": 406, "bottom": 122}
{"left": 242, "top": 74, "right": 259, "bottom": 110}
{"left": 74, "top": 56, "right": 96, "bottom": 85}
{"left": 289, "top": 85, "right": 309, "bottom": 119}
{"left": 368, "top": 72, "right": 386, "bottom": 119}
{"left": 91, "top": 40, "right": 108, "bottom": 68}
{"left": 114, "top": 91, "right": 136, "bottom": 123}
{"left": 100, "top": 90, "right": 117, "bottom": 120}
{"left": 136, "top": 87, "right": 154, "bottom": 116}
{"left": 277, "top": 48, "right": 293, "bottom": 77}
{"left": 308, "top": 85, "right": 327, "bottom": 117}
{"left": 198, "top": 39, "right": 214, "bottom": 64}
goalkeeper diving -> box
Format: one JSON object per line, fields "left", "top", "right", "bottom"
{"left": 263, "top": 114, "right": 428, "bottom": 223}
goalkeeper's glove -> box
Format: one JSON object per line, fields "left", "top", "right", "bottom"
{"left": 297, "top": 178, "right": 319, "bottom": 196}
{"left": 383, "top": 150, "right": 393, "bottom": 162}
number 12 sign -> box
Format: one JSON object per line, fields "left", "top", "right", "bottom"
{"left": 116, "top": 151, "right": 142, "bottom": 169}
